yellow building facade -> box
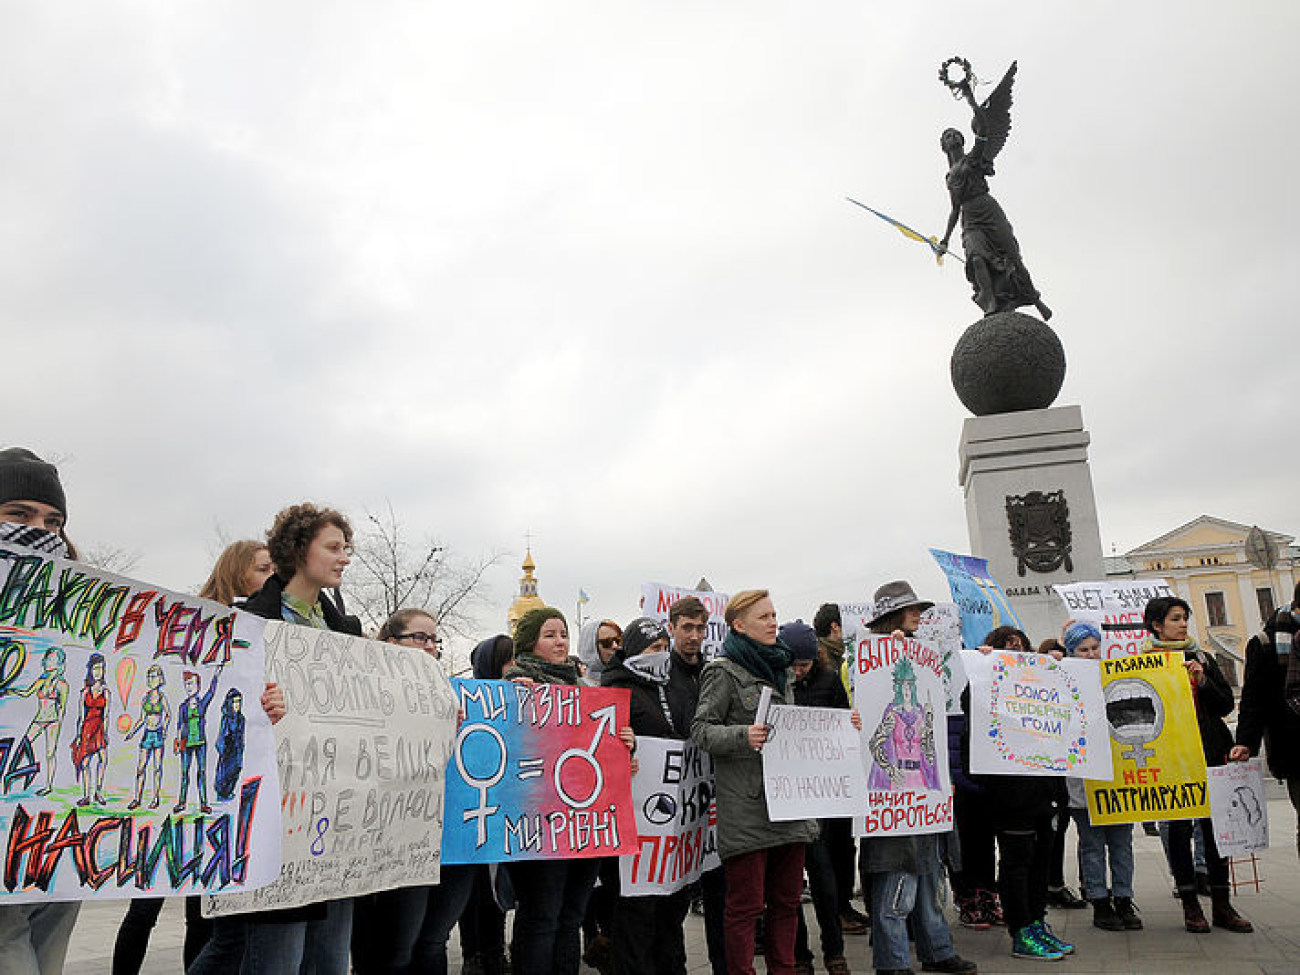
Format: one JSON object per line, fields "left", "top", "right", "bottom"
{"left": 1108, "top": 516, "right": 1297, "bottom": 685}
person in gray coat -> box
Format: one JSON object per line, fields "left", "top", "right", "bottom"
{"left": 691, "top": 589, "right": 817, "bottom": 975}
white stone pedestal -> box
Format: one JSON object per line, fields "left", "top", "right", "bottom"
{"left": 958, "top": 405, "right": 1105, "bottom": 645}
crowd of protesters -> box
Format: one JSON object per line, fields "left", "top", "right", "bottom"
{"left": 0, "top": 445, "right": 1295, "bottom": 975}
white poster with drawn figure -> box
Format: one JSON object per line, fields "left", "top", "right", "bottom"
{"left": 916, "top": 603, "right": 967, "bottom": 715}
{"left": 1208, "top": 759, "right": 1269, "bottom": 858}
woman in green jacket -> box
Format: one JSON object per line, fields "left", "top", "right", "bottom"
{"left": 692, "top": 589, "right": 817, "bottom": 975}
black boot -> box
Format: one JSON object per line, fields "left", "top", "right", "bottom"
{"left": 1113, "top": 896, "right": 1142, "bottom": 930}
{"left": 1091, "top": 897, "right": 1124, "bottom": 932}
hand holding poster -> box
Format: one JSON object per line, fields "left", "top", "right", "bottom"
{"left": 1085, "top": 652, "right": 1208, "bottom": 825}
{"left": 762, "top": 706, "right": 866, "bottom": 821}
{"left": 620, "top": 737, "right": 719, "bottom": 895}
{"left": 443, "top": 679, "right": 636, "bottom": 864}
{"left": 929, "top": 548, "right": 1021, "bottom": 652}
{"left": 1208, "top": 759, "right": 1269, "bottom": 857}
{"left": 851, "top": 635, "right": 952, "bottom": 836}
{"left": 0, "top": 544, "right": 280, "bottom": 902}
{"left": 963, "top": 650, "right": 1111, "bottom": 779}
{"left": 1052, "top": 579, "right": 1176, "bottom": 658}
{"left": 206, "top": 622, "right": 458, "bottom": 915}
{"left": 640, "top": 583, "right": 730, "bottom": 661}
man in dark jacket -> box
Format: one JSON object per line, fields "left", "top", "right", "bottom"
{"left": 668, "top": 597, "right": 725, "bottom": 975}
{"left": 1231, "top": 584, "right": 1300, "bottom": 856}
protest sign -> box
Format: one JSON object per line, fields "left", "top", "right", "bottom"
{"left": 1208, "top": 759, "right": 1269, "bottom": 857}
{"left": 837, "top": 603, "right": 873, "bottom": 676}
{"left": 916, "top": 603, "right": 967, "bottom": 715}
{"left": 964, "top": 650, "right": 1111, "bottom": 779}
{"left": 851, "top": 635, "right": 952, "bottom": 836}
{"left": 929, "top": 548, "right": 1021, "bottom": 652}
{"left": 1052, "top": 579, "right": 1176, "bottom": 658}
{"left": 620, "top": 737, "right": 719, "bottom": 895}
{"left": 206, "top": 622, "right": 457, "bottom": 915}
{"left": 640, "top": 583, "right": 730, "bottom": 661}
{"left": 442, "top": 679, "right": 636, "bottom": 864}
{"left": 763, "top": 706, "right": 865, "bottom": 821}
{"left": 0, "top": 544, "right": 280, "bottom": 902}
{"left": 1085, "top": 652, "right": 1208, "bottom": 825}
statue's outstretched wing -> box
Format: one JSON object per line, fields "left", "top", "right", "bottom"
{"left": 974, "top": 61, "right": 1017, "bottom": 161}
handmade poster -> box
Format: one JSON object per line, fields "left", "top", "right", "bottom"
{"left": 851, "top": 635, "right": 952, "bottom": 836}
{"left": 620, "top": 736, "right": 719, "bottom": 895}
{"left": 763, "top": 705, "right": 866, "bottom": 820}
{"left": 640, "top": 583, "right": 731, "bottom": 661}
{"left": 205, "top": 622, "right": 457, "bottom": 915}
{"left": 1208, "top": 759, "right": 1269, "bottom": 857}
{"left": 917, "top": 603, "right": 967, "bottom": 715}
{"left": 963, "top": 650, "right": 1111, "bottom": 779}
{"left": 1053, "top": 579, "right": 1176, "bottom": 659}
{"left": 1084, "top": 652, "right": 1209, "bottom": 825}
{"left": 442, "top": 679, "right": 636, "bottom": 864}
{"left": 837, "top": 602, "right": 873, "bottom": 677}
{"left": 0, "top": 544, "right": 280, "bottom": 902}
{"left": 929, "top": 548, "right": 1021, "bottom": 652}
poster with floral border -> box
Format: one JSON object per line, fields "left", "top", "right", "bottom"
{"left": 963, "top": 649, "right": 1111, "bottom": 779}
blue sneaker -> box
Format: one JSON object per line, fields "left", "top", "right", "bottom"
{"left": 1010, "top": 925, "right": 1063, "bottom": 961}
{"left": 1031, "top": 920, "right": 1075, "bottom": 955}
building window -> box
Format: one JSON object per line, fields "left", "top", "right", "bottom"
{"left": 1205, "top": 591, "right": 1228, "bottom": 627}
{"left": 1257, "top": 588, "right": 1276, "bottom": 625}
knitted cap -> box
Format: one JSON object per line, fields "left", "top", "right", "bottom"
{"left": 621, "top": 616, "right": 670, "bottom": 659}
{"left": 1063, "top": 621, "right": 1102, "bottom": 655}
{"left": 778, "top": 620, "right": 819, "bottom": 662}
{"left": 0, "top": 448, "right": 67, "bottom": 521}
{"left": 513, "top": 607, "right": 567, "bottom": 656}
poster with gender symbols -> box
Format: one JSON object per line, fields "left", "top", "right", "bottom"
{"left": 1085, "top": 652, "right": 1208, "bottom": 825}
{"left": 442, "top": 679, "right": 636, "bottom": 864}
{"left": 0, "top": 544, "right": 280, "bottom": 902}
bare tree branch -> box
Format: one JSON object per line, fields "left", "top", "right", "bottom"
{"left": 80, "top": 543, "right": 143, "bottom": 576}
{"left": 347, "top": 502, "right": 503, "bottom": 646}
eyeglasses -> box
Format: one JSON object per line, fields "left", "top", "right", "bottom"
{"left": 597, "top": 637, "right": 622, "bottom": 651}
{"left": 395, "top": 631, "right": 441, "bottom": 648}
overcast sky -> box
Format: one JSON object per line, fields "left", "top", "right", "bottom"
{"left": 6, "top": 3, "right": 1295, "bottom": 659}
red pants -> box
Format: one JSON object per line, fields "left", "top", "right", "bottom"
{"left": 722, "top": 843, "right": 806, "bottom": 975}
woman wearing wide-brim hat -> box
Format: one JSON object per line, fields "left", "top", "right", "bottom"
{"left": 857, "top": 581, "right": 976, "bottom": 975}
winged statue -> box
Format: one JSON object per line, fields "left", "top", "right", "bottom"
{"left": 937, "top": 59, "right": 1052, "bottom": 321}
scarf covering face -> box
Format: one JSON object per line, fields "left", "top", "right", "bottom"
{"left": 507, "top": 652, "right": 580, "bottom": 686}
{"left": 722, "top": 628, "right": 792, "bottom": 693}
{"left": 0, "top": 522, "right": 68, "bottom": 559}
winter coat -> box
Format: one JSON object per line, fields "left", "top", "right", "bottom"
{"left": 666, "top": 652, "right": 704, "bottom": 737}
{"left": 691, "top": 658, "right": 818, "bottom": 860}
{"left": 792, "top": 660, "right": 850, "bottom": 710}
{"left": 1236, "top": 607, "right": 1300, "bottom": 779}
{"left": 601, "top": 652, "right": 679, "bottom": 740}
{"left": 1185, "top": 648, "right": 1236, "bottom": 767}
{"left": 960, "top": 685, "right": 1063, "bottom": 826}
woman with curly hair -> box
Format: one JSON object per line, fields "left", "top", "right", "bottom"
{"left": 229, "top": 503, "right": 361, "bottom": 975}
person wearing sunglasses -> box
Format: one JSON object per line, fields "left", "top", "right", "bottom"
{"left": 577, "top": 618, "right": 623, "bottom": 687}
